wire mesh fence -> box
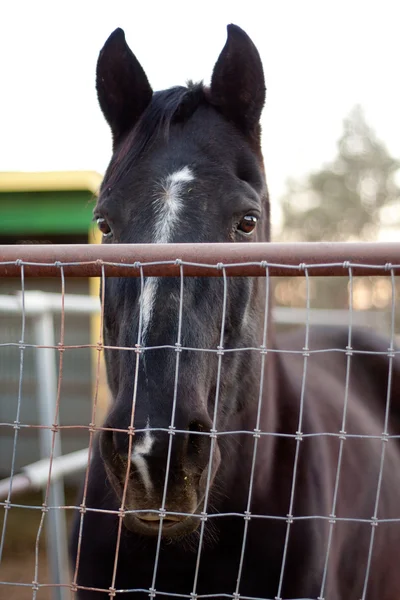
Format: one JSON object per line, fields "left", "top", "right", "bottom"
{"left": 0, "top": 243, "right": 399, "bottom": 600}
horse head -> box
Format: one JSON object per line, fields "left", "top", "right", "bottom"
{"left": 95, "top": 24, "right": 269, "bottom": 537}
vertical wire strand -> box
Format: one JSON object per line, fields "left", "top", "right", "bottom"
{"left": 0, "top": 263, "right": 26, "bottom": 565}
{"left": 234, "top": 268, "right": 270, "bottom": 596}
{"left": 31, "top": 266, "right": 66, "bottom": 599}
{"left": 360, "top": 267, "right": 396, "bottom": 600}
{"left": 275, "top": 267, "right": 310, "bottom": 600}
{"left": 72, "top": 264, "right": 106, "bottom": 598}
{"left": 318, "top": 266, "right": 354, "bottom": 599}
{"left": 191, "top": 266, "right": 228, "bottom": 597}
{"left": 109, "top": 265, "right": 146, "bottom": 597}
{"left": 149, "top": 262, "right": 185, "bottom": 598}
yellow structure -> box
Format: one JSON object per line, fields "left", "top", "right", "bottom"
{"left": 0, "top": 170, "right": 110, "bottom": 425}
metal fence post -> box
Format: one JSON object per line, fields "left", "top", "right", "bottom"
{"left": 33, "top": 307, "right": 69, "bottom": 600}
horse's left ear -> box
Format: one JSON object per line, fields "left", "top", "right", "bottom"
{"left": 210, "top": 24, "right": 265, "bottom": 134}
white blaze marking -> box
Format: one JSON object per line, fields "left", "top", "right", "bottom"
{"left": 154, "top": 166, "right": 194, "bottom": 244}
{"left": 134, "top": 169, "right": 194, "bottom": 485}
{"left": 131, "top": 420, "right": 154, "bottom": 493}
{"left": 139, "top": 278, "right": 157, "bottom": 344}
{"left": 140, "top": 167, "right": 194, "bottom": 344}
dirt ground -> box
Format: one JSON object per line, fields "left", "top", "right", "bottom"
{"left": 0, "top": 488, "right": 77, "bottom": 600}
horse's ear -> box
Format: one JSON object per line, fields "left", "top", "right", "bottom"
{"left": 210, "top": 24, "right": 265, "bottom": 134}
{"left": 96, "top": 28, "right": 153, "bottom": 146}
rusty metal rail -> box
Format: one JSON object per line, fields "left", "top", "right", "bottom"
{"left": 0, "top": 242, "right": 399, "bottom": 277}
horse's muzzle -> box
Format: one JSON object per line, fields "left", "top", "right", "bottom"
{"left": 99, "top": 426, "right": 221, "bottom": 538}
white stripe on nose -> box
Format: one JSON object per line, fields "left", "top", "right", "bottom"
{"left": 134, "top": 169, "right": 194, "bottom": 477}
{"left": 139, "top": 167, "right": 194, "bottom": 345}
{"left": 131, "top": 421, "right": 154, "bottom": 493}
{"left": 153, "top": 166, "right": 194, "bottom": 244}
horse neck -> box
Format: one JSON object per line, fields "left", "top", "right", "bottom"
{"left": 216, "top": 287, "right": 280, "bottom": 510}
{"left": 240, "top": 276, "right": 279, "bottom": 433}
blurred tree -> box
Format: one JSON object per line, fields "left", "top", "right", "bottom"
{"left": 276, "top": 106, "right": 400, "bottom": 316}
{"left": 280, "top": 105, "right": 400, "bottom": 242}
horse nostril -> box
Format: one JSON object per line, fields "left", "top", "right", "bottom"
{"left": 112, "top": 430, "right": 131, "bottom": 458}
{"left": 100, "top": 427, "right": 129, "bottom": 462}
{"left": 99, "top": 428, "right": 115, "bottom": 464}
{"left": 189, "top": 420, "right": 207, "bottom": 433}
{"left": 188, "top": 419, "right": 211, "bottom": 458}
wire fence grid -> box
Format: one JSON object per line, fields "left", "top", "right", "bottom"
{"left": 0, "top": 244, "right": 399, "bottom": 600}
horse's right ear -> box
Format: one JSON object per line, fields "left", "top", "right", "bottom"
{"left": 96, "top": 28, "right": 153, "bottom": 147}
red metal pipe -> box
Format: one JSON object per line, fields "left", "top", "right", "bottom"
{"left": 0, "top": 243, "right": 399, "bottom": 277}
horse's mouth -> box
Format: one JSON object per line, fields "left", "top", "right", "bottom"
{"left": 124, "top": 510, "right": 201, "bottom": 537}
{"left": 137, "top": 514, "right": 183, "bottom": 531}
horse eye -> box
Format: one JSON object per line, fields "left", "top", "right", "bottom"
{"left": 96, "top": 217, "right": 112, "bottom": 238}
{"left": 237, "top": 215, "right": 258, "bottom": 235}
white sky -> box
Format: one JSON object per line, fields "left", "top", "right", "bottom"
{"left": 1, "top": 0, "right": 399, "bottom": 234}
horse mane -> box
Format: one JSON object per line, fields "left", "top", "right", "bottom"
{"left": 103, "top": 82, "right": 206, "bottom": 189}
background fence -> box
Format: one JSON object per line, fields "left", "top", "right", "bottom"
{"left": 0, "top": 242, "right": 399, "bottom": 600}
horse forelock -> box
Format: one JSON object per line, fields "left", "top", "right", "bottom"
{"left": 102, "top": 82, "right": 206, "bottom": 191}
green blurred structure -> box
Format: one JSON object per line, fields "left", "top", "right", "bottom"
{"left": 0, "top": 171, "right": 102, "bottom": 476}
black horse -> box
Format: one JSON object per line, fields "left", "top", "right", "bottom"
{"left": 70, "top": 25, "right": 400, "bottom": 599}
